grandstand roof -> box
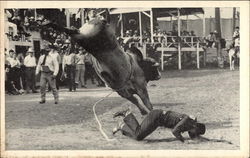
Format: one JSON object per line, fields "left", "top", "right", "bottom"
{"left": 110, "top": 8, "right": 204, "bottom": 17}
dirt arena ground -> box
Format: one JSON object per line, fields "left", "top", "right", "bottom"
{"left": 5, "top": 69, "right": 240, "bottom": 150}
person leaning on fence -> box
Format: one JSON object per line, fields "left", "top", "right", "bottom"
{"left": 112, "top": 108, "right": 206, "bottom": 142}
{"left": 36, "top": 48, "right": 59, "bottom": 104}
{"left": 24, "top": 48, "right": 37, "bottom": 93}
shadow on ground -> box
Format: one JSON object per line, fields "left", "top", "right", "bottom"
{"left": 162, "top": 69, "right": 238, "bottom": 79}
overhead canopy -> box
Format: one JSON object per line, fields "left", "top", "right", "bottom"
{"left": 110, "top": 8, "right": 204, "bottom": 17}
{"left": 153, "top": 8, "right": 204, "bottom": 18}
{"left": 110, "top": 8, "right": 151, "bottom": 15}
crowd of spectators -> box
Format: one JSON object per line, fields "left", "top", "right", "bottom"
{"left": 118, "top": 27, "right": 203, "bottom": 48}
{"left": 5, "top": 9, "right": 105, "bottom": 95}
{"left": 5, "top": 43, "right": 105, "bottom": 95}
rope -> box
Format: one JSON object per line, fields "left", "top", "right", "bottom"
{"left": 92, "top": 90, "right": 116, "bottom": 141}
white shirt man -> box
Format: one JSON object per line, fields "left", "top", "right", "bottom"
{"left": 8, "top": 54, "right": 21, "bottom": 68}
{"left": 24, "top": 52, "right": 36, "bottom": 67}
{"left": 36, "top": 53, "right": 59, "bottom": 76}
{"left": 36, "top": 48, "right": 59, "bottom": 104}
{"left": 24, "top": 48, "right": 37, "bottom": 93}
{"left": 49, "top": 44, "right": 61, "bottom": 64}
{"left": 62, "top": 53, "right": 76, "bottom": 72}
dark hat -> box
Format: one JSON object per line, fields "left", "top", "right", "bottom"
{"left": 188, "top": 123, "right": 206, "bottom": 139}
{"left": 9, "top": 49, "right": 14, "bottom": 53}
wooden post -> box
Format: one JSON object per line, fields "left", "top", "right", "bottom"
{"left": 66, "top": 9, "right": 70, "bottom": 27}
{"left": 161, "top": 43, "right": 164, "bottom": 71}
{"left": 120, "top": 13, "right": 124, "bottom": 38}
{"left": 142, "top": 43, "right": 146, "bottom": 58}
{"left": 177, "top": 8, "right": 181, "bottom": 70}
{"left": 196, "top": 42, "right": 200, "bottom": 69}
{"left": 139, "top": 11, "right": 142, "bottom": 45}
{"left": 202, "top": 14, "right": 206, "bottom": 67}
{"left": 186, "top": 15, "right": 188, "bottom": 31}
{"left": 170, "top": 16, "right": 173, "bottom": 31}
{"left": 215, "top": 8, "right": 223, "bottom": 68}
{"left": 81, "top": 9, "right": 85, "bottom": 26}
{"left": 203, "top": 13, "right": 206, "bottom": 37}
{"left": 150, "top": 9, "right": 154, "bottom": 43}
{"left": 232, "top": 7, "right": 236, "bottom": 36}
{"left": 34, "top": 9, "right": 37, "bottom": 20}
{"left": 203, "top": 49, "right": 206, "bottom": 67}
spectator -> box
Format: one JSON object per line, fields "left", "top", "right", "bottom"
{"left": 205, "top": 32, "right": 216, "bottom": 48}
{"left": 17, "top": 51, "right": 25, "bottom": 92}
{"left": 233, "top": 27, "right": 240, "bottom": 53}
{"left": 8, "top": 50, "right": 22, "bottom": 93}
{"left": 233, "top": 26, "right": 240, "bottom": 54}
{"left": 190, "top": 30, "right": 196, "bottom": 36}
{"left": 36, "top": 47, "right": 59, "bottom": 104}
{"left": 24, "top": 48, "right": 37, "bottom": 93}
{"left": 49, "top": 43, "right": 61, "bottom": 90}
{"left": 63, "top": 43, "right": 77, "bottom": 92}
{"left": 75, "top": 47, "right": 87, "bottom": 88}
{"left": 84, "top": 52, "right": 96, "bottom": 86}
{"left": 5, "top": 53, "right": 14, "bottom": 94}
{"left": 233, "top": 26, "right": 239, "bottom": 40}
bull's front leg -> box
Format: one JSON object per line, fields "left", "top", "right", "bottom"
{"left": 135, "top": 82, "right": 153, "bottom": 112}
{"left": 117, "top": 90, "right": 148, "bottom": 115}
{"left": 126, "top": 95, "right": 148, "bottom": 115}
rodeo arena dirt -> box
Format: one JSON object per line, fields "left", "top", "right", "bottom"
{"left": 2, "top": 7, "right": 246, "bottom": 153}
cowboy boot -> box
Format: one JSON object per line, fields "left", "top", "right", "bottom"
{"left": 113, "top": 108, "right": 130, "bottom": 118}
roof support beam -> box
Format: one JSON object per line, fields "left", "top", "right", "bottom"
{"left": 150, "top": 9, "right": 154, "bottom": 43}
{"left": 193, "top": 14, "right": 201, "bottom": 19}
{"left": 139, "top": 11, "right": 142, "bottom": 45}
{"left": 66, "top": 9, "right": 70, "bottom": 27}
{"left": 142, "top": 11, "right": 150, "bottom": 18}
{"left": 177, "top": 8, "right": 182, "bottom": 70}
{"left": 202, "top": 13, "right": 206, "bottom": 37}
{"left": 120, "top": 13, "right": 124, "bottom": 38}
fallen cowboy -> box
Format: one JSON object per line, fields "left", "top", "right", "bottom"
{"left": 112, "top": 108, "right": 206, "bottom": 142}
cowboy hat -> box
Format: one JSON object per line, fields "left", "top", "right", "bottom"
{"left": 27, "top": 48, "right": 34, "bottom": 53}
{"left": 64, "top": 39, "right": 71, "bottom": 44}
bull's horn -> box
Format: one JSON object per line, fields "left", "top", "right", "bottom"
{"left": 152, "top": 62, "right": 160, "bottom": 66}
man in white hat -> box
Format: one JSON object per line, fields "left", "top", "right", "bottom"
{"left": 36, "top": 46, "right": 59, "bottom": 104}
{"left": 24, "top": 47, "right": 37, "bottom": 93}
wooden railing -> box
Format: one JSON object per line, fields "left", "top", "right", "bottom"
{"left": 125, "top": 36, "right": 206, "bottom": 70}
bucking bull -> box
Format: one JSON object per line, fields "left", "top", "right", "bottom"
{"left": 43, "top": 17, "right": 161, "bottom": 115}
